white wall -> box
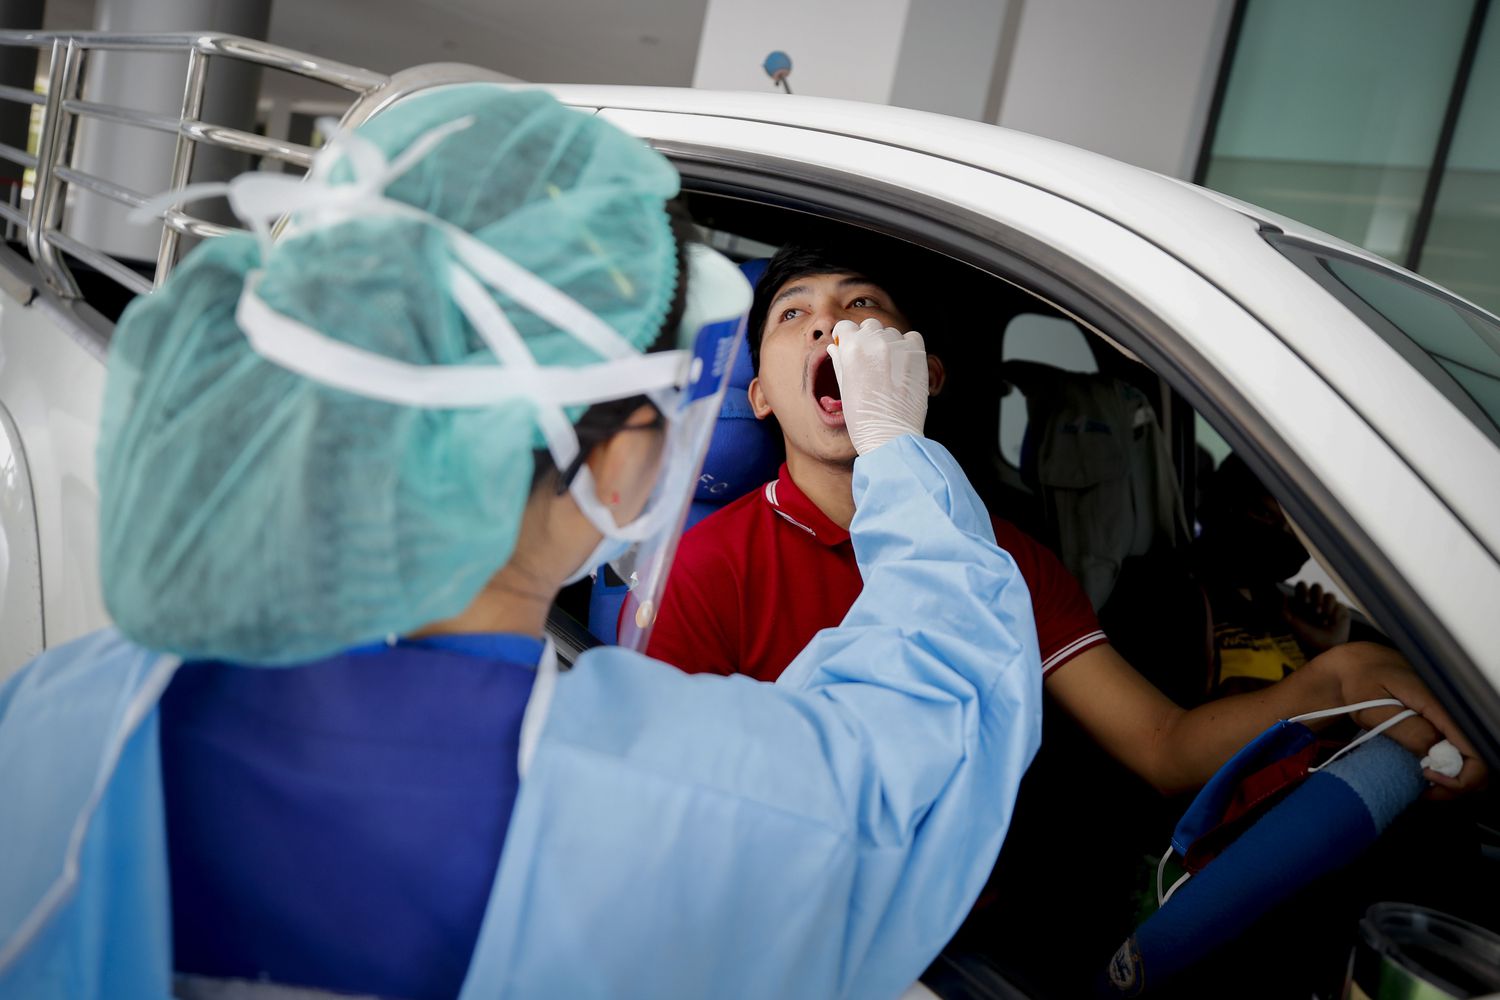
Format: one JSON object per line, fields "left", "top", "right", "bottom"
{"left": 692, "top": 0, "right": 912, "bottom": 103}
{"left": 997, "top": 0, "right": 1235, "bottom": 178}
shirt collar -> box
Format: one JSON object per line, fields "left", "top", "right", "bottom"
{"left": 761, "top": 462, "right": 850, "bottom": 547}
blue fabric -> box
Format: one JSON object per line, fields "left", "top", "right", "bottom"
{"left": 1116, "top": 736, "right": 1423, "bottom": 994}
{"left": 1170, "top": 718, "right": 1317, "bottom": 856}
{"left": 160, "top": 638, "right": 537, "bottom": 1000}
{"left": 465, "top": 437, "right": 1041, "bottom": 999}
{"left": 1321, "top": 731, "right": 1426, "bottom": 829}
{"left": 0, "top": 436, "right": 1041, "bottom": 1000}
{"left": 0, "top": 631, "right": 176, "bottom": 1000}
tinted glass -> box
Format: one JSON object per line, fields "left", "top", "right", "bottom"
{"left": 1280, "top": 244, "right": 1500, "bottom": 445}
{"left": 1203, "top": 0, "right": 1474, "bottom": 263}
{"left": 1413, "top": 9, "right": 1500, "bottom": 315}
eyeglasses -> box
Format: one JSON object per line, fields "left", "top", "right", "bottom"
{"left": 555, "top": 410, "right": 667, "bottom": 494}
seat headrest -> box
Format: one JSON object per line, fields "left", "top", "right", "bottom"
{"left": 693, "top": 258, "right": 779, "bottom": 503}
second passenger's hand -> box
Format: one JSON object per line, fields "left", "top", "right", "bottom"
{"left": 827, "top": 318, "right": 929, "bottom": 455}
{"left": 1283, "top": 582, "right": 1351, "bottom": 651}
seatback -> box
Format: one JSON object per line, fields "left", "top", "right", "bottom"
{"left": 587, "top": 259, "right": 779, "bottom": 644}
{"left": 1010, "top": 362, "right": 1189, "bottom": 608}
{"left": 1010, "top": 362, "right": 1213, "bottom": 703}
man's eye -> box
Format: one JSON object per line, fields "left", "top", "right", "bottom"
{"left": 779, "top": 307, "right": 803, "bottom": 323}
{"left": 850, "top": 296, "right": 880, "bottom": 309}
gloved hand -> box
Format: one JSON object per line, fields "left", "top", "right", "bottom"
{"left": 826, "top": 318, "right": 929, "bottom": 455}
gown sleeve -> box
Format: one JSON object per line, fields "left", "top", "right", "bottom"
{"left": 464, "top": 435, "right": 1043, "bottom": 1000}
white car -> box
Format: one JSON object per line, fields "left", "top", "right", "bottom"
{"left": 1, "top": 31, "right": 1496, "bottom": 999}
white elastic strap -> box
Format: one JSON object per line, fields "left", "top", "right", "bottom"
{"left": 448, "top": 263, "right": 586, "bottom": 468}
{"left": 449, "top": 230, "right": 644, "bottom": 363}
{"left": 1156, "top": 849, "right": 1172, "bottom": 907}
{"left": 236, "top": 281, "right": 688, "bottom": 409}
{"left": 568, "top": 461, "right": 683, "bottom": 544}
{"left": 564, "top": 391, "right": 711, "bottom": 545}
{"left": 1160, "top": 869, "right": 1192, "bottom": 907}
{"left": 1287, "top": 697, "right": 1405, "bottom": 726}
{"left": 1307, "top": 708, "right": 1417, "bottom": 774}
{"left": 517, "top": 639, "right": 559, "bottom": 780}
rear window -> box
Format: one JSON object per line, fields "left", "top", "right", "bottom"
{"left": 1271, "top": 236, "right": 1500, "bottom": 448}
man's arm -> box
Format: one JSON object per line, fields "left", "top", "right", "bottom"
{"left": 1046, "top": 640, "right": 1487, "bottom": 797}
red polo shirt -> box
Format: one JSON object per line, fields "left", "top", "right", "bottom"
{"left": 646, "top": 463, "right": 1109, "bottom": 682}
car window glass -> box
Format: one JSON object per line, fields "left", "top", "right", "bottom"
{"left": 998, "top": 314, "right": 1098, "bottom": 467}
{"left": 1273, "top": 236, "right": 1500, "bottom": 446}
{"left": 1325, "top": 257, "right": 1500, "bottom": 428}
{"left": 1195, "top": 439, "right": 1360, "bottom": 613}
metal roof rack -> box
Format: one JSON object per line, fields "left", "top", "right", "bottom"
{"left": 0, "top": 30, "right": 389, "bottom": 300}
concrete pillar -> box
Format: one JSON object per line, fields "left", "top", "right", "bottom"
{"left": 996, "top": 0, "right": 1235, "bottom": 178}
{"left": 67, "top": 0, "right": 271, "bottom": 261}
{"left": 888, "top": 0, "right": 1009, "bottom": 121}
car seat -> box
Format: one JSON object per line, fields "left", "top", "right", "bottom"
{"left": 1007, "top": 361, "right": 1213, "bottom": 706}
{"left": 586, "top": 259, "right": 780, "bottom": 644}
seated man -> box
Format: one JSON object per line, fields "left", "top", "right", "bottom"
{"left": 646, "top": 242, "right": 1484, "bottom": 798}
{"left": 1196, "top": 453, "right": 1351, "bottom": 695}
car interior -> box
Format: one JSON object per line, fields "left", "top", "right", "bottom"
{"left": 542, "top": 191, "right": 1500, "bottom": 999}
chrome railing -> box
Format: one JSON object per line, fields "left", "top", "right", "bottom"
{"left": 0, "top": 31, "right": 389, "bottom": 300}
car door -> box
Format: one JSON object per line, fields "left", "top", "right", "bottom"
{"left": 585, "top": 105, "right": 1500, "bottom": 767}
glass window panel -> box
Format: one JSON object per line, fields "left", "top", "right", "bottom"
{"left": 1321, "top": 254, "right": 1500, "bottom": 440}
{"left": 1415, "top": 9, "right": 1500, "bottom": 315}
{"left": 1203, "top": 0, "right": 1474, "bottom": 262}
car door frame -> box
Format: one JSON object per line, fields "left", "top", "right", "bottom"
{"left": 592, "top": 106, "right": 1500, "bottom": 765}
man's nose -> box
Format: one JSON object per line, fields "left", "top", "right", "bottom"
{"left": 808, "top": 307, "right": 843, "bottom": 344}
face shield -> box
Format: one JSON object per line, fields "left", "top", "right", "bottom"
{"left": 607, "top": 247, "right": 749, "bottom": 650}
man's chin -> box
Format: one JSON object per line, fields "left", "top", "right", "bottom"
{"left": 817, "top": 440, "right": 858, "bottom": 468}
{"left": 779, "top": 420, "right": 856, "bottom": 468}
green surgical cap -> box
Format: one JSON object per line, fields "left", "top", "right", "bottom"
{"left": 98, "top": 86, "right": 682, "bottom": 664}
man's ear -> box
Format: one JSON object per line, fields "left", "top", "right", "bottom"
{"left": 927, "top": 354, "right": 947, "bottom": 397}
{"left": 747, "top": 378, "right": 774, "bottom": 420}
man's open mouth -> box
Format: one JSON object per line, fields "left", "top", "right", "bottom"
{"left": 812, "top": 351, "right": 843, "bottom": 417}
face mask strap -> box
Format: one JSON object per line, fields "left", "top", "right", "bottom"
{"left": 1156, "top": 849, "right": 1192, "bottom": 907}
{"left": 1305, "top": 708, "right": 1417, "bottom": 774}
{"left": 1286, "top": 697, "right": 1405, "bottom": 726}
{"left": 234, "top": 279, "right": 689, "bottom": 411}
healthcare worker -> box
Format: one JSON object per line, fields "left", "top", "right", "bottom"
{"left": 0, "top": 86, "right": 1041, "bottom": 1000}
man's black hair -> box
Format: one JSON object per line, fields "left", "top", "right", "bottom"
{"left": 747, "top": 243, "right": 912, "bottom": 375}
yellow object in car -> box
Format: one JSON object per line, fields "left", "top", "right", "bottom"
{"left": 1215, "top": 624, "right": 1306, "bottom": 685}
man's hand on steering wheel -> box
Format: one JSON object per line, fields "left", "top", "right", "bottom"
{"left": 1310, "top": 641, "right": 1488, "bottom": 800}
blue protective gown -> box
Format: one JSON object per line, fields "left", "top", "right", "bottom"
{"left": 0, "top": 436, "right": 1042, "bottom": 1000}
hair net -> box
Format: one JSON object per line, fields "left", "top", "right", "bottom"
{"left": 98, "top": 85, "right": 683, "bottom": 665}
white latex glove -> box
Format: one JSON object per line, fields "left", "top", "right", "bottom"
{"left": 826, "top": 318, "right": 929, "bottom": 455}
